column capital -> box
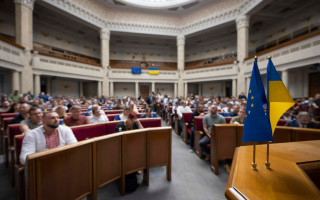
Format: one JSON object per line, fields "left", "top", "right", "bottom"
{"left": 100, "top": 28, "right": 110, "bottom": 40}
{"left": 177, "top": 35, "right": 185, "bottom": 46}
{"left": 14, "top": 0, "right": 36, "bottom": 10}
{"left": 236, "top": 15, "right": 250, "bottom": 30}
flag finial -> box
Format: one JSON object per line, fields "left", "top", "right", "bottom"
{"left": 268, "top": 56, "right": 272, "bottom": 59}
{"left": 254, "top": 55, "right": 258, "bottom": 59}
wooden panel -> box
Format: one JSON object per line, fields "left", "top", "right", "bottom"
{"left": 309, "top": 72, "right": 320, "bottom": 97}
{"left": 110, "top": 60, "right": 177, "bottom": 70}
{"left": 293, "top": 128, "right": 320, "bottom": 142}
{"left": 140, "top": 85, "right": 149, "bottom": 99}
{"left": 96, "top": 134, "right": 122, "bottom": 188}
{"left": 147, "top": 128, "right": 171, "bottom": 167}
{"left": 273, "top": 126, "right": 293, "bottom": 143}
{"left": 122, "top": 130, "right": 147, "bottom": 174}
{"left": 226, "top": 141, "right": 320, "bottom": 200}
{"left": 27, "top": 142, "right": 93, "bottom": 200}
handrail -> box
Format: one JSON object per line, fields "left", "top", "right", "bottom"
{"left": 0, "top": 35, "right": 25, "bottom": 50}
{"left": 245, "top": 29, "right": 320, "bottom": 60}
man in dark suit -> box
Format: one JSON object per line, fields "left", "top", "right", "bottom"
{"left": 285, "top": 111, "right": 320, "bottom": 129}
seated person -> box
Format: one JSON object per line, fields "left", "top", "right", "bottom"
{"left": 113, "top": 100, "right": 123, "bottom": 110}
{"left": 0, "top": 100, "right": 10, "bottom": 112}
{"left": 200, "top": 105, "right": 226, "bottom": 161}
{"left": 129, "top": 101, "right": 139, "bottom": 114}
{"left": 20, "top": 106, "right": 43, "bottom": 135}
{"left": 9, "top": 103, "right": 30, "bottom": 124}
{"left": 64, "top": 105, "right": 89, "bottom": 127}
{"left": 115, "top": 113, "right": 143, "bottom": 132}
{"left": 140, "top": 108, "right": 157, "bottom": 118}
{"left": 280, "top": 109, "right": 295, "bottom": 121}
{"left": 89, "top": 106, "right": 109, "bottom": 124}
{"left": 55, "top": 105, "right": 67, "bottom": 119}
{"left": 19, "top": 111, "right": 78, "bottom": 165}
{"left": 285, "top": 111, "right": 320, "bottom": 129}
{"left": 230, "top": 107, "right": 245, "bottom": 124}
{"left": 6, "top": 102, "right": 20, "bottom": 113}
{"left": 177, "top": 101, "right": 192, "bottom": 134}
{"left": 228, "top": 105, "right": 239, "bottom": 117}
{"left": 117, "top": 106, "right": 130, "bottom": 121}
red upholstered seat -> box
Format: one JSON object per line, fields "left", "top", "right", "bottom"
{"left": 3, "top": 117, "right": 14, "bottom": 131}
{"left": 14, "top": 135, "right": 24, "bottom": 165}
{"left": 194, "top": 117, "right": 204, "bottom": 132}
{"left": 8, "top": 125, "right": 22, "bottom": 146}
{"left": 106, "top": 114, "right": 119, "bottom": 121}
{"left": 277, "top": 119, "right": 287, "bottom": 126}
{"left": 187, "top": 128, "right": 191, "bottom": 135}
{"left": 104, "top": 121, "right": 119, "bottom": 134}
{"left": 139, "top": 118, "right": 161, "bottom": 128}
{"left": 225, "top": 117, "right": 231, "bottom": 124}
{"left": 105, "top": 110, "right": 122, "bottom": 115}
{"left": 71, "top": 124, "right": 106, "bottom": 141}
{"left": 182, "top": 112, "right": 192, "bottom": 124}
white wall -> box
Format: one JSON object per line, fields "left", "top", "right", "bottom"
{"left": 51, "top": 78, "right": 79, "bottom": 97}
{"left": 202, "top": 81, "right": 223, "bottom": 97}
{"left": 114, "top": 82, "right": 135, "bottom": 97}
{"left": 155, "top": 83, "right": 174, "bottom": 97}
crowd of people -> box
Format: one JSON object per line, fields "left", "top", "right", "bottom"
{"left": 1, "top": 90, "right": 319, "bottom": 172}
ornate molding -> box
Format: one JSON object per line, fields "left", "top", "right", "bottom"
{"left": 40, "top": 0, "right": 261, "bottom": 36}
{"left": 100, "top": 28, "right": 110, "bottom": 40}
{"left": 177, "top": 35, "right": 185, "bottom": 46}
{"left": 236, "top": 15, "right": 250, "bottom": 30}
{"left": 14, "top": 0, "right": 36, "bottom": 10}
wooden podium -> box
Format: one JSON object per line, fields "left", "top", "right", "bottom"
{"left": 225, "top": 140, "right": 320, "bottom": 200}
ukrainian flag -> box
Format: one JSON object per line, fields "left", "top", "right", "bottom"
{"left": 267, "top": 58, "right": 294, "bottom": 134}
{"left": 60, "top": 120, "right": 66, "bottom": 126}
{"left": 149, "top": 67, "right": 159, "bottom": 75}
{"left": 243, "top": 58, "right": 273, "bottom": 142}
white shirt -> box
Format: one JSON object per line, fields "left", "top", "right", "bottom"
{"left": 20, "top": 125, "right": 77, "bottom": 165}
{"left": 177, "top": 105, "right": 192, "bottom": 119}
{"left": 89, "top": 115, "right": 109, "bottom": 124}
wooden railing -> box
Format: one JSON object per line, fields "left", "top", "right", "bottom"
{"left": 0, "top": 34, "right": 25, "bottom": 50}
{"left": 245, "top": 27, "right": 320, "bottom": 60}
{"left": 110, "top": 60, "right": 177, "bottom": 70}
{"left": 33, "top": 43, "right": 101, "bottom": 67}
{"left": 185, "top": 56, "right": 237, "bottom": 70}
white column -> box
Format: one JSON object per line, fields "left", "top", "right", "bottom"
{"left": 12, "top": 70, "right": 20, "bottom": 91}
{"left": 236, "top": 15, "right": 250, "bottom": 97}
{"left": 177, "top": 35, "right": 185, "bottom": 97}
{"left": 174, "top": 82, "right": 177, "bottom": 97}
{"left": 97, "top": 81, "right": 102, "bottom": 97}
{"left": 34, "top": 74, "right": 40, "bottom": 96}
{"left": 198, "top": 83, "right": 202, "bottom": 96}
{"left": 245, "top": 77, "right": 251, "bottom": 94}
{"left": 232, "top": 79, "right": 237, "bottom": 97}
{"left": 110, "top": 81, "right": 114, "bottom": 97}
{"left": 184, "top": 82, "right": 188, "bottom": 98}
{"left": 151, "top": 82, "right": 155, "bottom": 93}
{"left": 282, "top": 69, "right": 289, "bottom": 88}
{"left": 100, "top": 28, "right": 110, "bottom": 96}
{"left": 135, "top": 82, "right": 139, "bottom": 98}
{"left": 79, "top": 81, "right": 83, "bottom": 97}
{"left": 15, "top": 0, "right": 35, "bottom": 93}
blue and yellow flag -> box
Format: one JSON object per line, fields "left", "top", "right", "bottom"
{"left": 149, "top": 67, "right": 159, "bottom": 75}
{"left": 267, "top": 58, "right": 294, "bottom": 134}
{"left": 243, "top": 59, "right": 273, "bottom": 142}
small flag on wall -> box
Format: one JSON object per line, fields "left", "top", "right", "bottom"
{"left": 131, "top": 67, "right": 142, "bottom": 74}
{"left": 149, "top": 67, "right": 159, "bottom": 75}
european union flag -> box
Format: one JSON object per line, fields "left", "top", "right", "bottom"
{"left": 132, "top": 67, "right": 142, "bottom": 74}
{"left": 243, "top": 59, "right": 273, "bottom": 142}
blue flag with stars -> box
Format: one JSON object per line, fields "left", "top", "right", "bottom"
{"left": 243, "top": 59, "right": 273, "bottom": 142}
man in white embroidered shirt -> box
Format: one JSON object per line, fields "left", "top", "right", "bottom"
{"left": 20, "top": 111, "right": 78, "bottom": 165}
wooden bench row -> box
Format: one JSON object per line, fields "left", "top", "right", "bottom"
{"left": 192, "top": 117, "right": 320, "bottom": 175}
{"left": 24, "top": 127, "right": 171, "bottom": 200}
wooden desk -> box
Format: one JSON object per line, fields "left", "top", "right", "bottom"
{"left": 226, "top": 140, "right": 320, "bottom": 200}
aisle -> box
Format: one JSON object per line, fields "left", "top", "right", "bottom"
{"left": 98, "top": 120, "right": 229, "bottom": 200}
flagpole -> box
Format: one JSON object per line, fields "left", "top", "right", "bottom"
{"left": 252, "top": 144, "right": 257, "bottom": 170}
{"left": 265, "top": 55, "right": 272, "bottom": 170}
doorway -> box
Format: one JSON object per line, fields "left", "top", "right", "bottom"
{"left": 140, "top": 85, "right": 149, "bottom": 99}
